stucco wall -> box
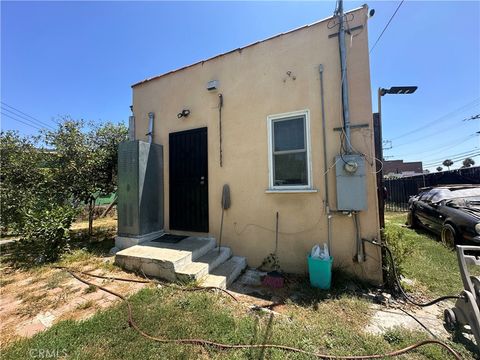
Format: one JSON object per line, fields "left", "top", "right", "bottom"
{"left": 132, "top": 5, "right": 383, "bottom": 283}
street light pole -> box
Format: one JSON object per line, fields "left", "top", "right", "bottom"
{"left": 376, "top": 86, "right": 417, "bottom": 229}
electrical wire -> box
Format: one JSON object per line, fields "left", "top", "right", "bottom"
{"left": 389, "top": 98, "right": 480, "bottom": 141}
{"left": 423, "top": 152, "right": 480, "bottom": 168}
{"left": 60, "top": 267, "right": 462, "bottom": 359}
{"left": 1, "top": 112, "right": 43, "bottom": 131}
{"left": 363, "top": 239, "right": 460, "bottom": 307}
{"left": 391, "top": 121, "right": 470, "bottom": 148}
{"left": 394, "top": 133, "right": 479, "bottom": 158}
{"left": 369, "top": 0, "right": 405, "bottom": 54}
{"left": 421, "top": 148, "right": 480, "bottom": 164}
{"left": 1, "top": 101, "right": 55, "bottom": 129}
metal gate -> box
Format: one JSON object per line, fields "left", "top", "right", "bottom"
{"left": 169, "top": 127, "right": 209, "bottom": 232}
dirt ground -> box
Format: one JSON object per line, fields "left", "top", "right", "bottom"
{"left": 0, "top": 254, "right": 149, "bottom": 346}
{"left": 0, "top": 215, "right": 149, "bottom": 346}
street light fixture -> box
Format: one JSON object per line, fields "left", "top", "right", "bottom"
{"left": 376, "top": 85, "right": 418, "bottom": 229}
{"left": 379, "top": 86, "right": 418, "bottom": 96}
{"left": 377, "top": 85, "right": 418, "bottom": 155}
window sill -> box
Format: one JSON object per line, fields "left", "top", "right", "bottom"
{"left": 265, "top": 189, "right": 318, "bottom": 194}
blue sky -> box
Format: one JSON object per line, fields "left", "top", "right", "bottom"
{"left": 1, "top": 1, "right": 479, "bottom": 172}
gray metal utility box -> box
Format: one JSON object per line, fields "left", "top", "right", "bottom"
{"left": 335, "top": 154, "right": 367, "bottom": 211}
{"left": 117, "top": 140, "right": 164, "bottom": 237}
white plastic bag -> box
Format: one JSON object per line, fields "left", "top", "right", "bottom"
{"left": 311, "top": 244, "right": 321, "bottom": 259}
{"left": 311, "top": 243, "right": 329, "bottom": 259}
{"left": 321, "top": 243, "right": 330, "bottom": 259}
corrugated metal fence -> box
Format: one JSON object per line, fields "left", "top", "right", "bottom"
{"left": 383, "top": 166, "right": 480, "bottom": 212}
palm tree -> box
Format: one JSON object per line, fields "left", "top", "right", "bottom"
{"left": 436, "top": 166, "right": 443, "bottom": 172}
{"left": 442, "top": 159, "right": 453, "bottom": 170}
{"left": 462, "top": 157, "right": 475, "bottom": 168}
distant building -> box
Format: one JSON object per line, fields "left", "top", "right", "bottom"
{"left": 383, "top": 160, "right": 423, "bottom": 177}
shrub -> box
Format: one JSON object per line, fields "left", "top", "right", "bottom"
{"left": 383, "top": 225, "right": 415, "bottom": 288}
{"left": 13, "top": 205, "right": 77, "bottom": 265}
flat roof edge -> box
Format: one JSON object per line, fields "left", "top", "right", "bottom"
{"left": 131, "top": 5, "right": 367, "bottom": 88}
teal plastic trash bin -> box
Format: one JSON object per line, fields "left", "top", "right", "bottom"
{"left": 308, "top": 255, "right": 333, "bottom": 289}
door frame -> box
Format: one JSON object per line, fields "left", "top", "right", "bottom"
{"left": 168, "top": 127, "right": 209, "bottom": 232}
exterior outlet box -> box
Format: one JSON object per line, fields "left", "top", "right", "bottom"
{"left": 335, "top": 154, "right": 367, "bottom": 211}
{"left": 117, "top": 140, "right": 164, "bottom": 237}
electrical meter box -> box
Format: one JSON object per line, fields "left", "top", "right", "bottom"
{"left": 117, "top": 140, "right": 164, "bottom": 237}
{"left": 335, "top": 154, "right": 367, "bottom": 211}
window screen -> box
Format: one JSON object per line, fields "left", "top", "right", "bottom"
{"left": 272, "top": 116, "right": 308, "bottom": 186}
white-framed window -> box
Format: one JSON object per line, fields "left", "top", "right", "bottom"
{"left": 267, "top": 109, "right": 312, "bottom": 191}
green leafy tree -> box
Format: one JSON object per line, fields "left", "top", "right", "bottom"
{"left": 436, "top": 166, "right": 443, "bottom": 172}
{"left": 442, "top": 159, "right": 453, "bottom": 170}
{"left": 462, "top": 157, "right": 475, "bottom": 168}
{"left": 0, "top": 131, "right": 46, "bottom": 233}
{"left": 45, "top": 119, "right": 127, "bottom": 235}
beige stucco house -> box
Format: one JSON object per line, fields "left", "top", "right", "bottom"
{"left": 127, "top": 5, "right": 382, "bottom": 284}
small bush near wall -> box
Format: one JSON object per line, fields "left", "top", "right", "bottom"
{"left": 383, "top": 225, "right": 415, "bottom": 287}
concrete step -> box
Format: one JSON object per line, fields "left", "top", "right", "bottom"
{"left": 114, "top": 237, "right": 216, "bottom": 282}
{"left": 176, "top": 247, "right": 232, "bottom": 282}
{"left": 201, "top": 256, "right": 247, "bottom": 289}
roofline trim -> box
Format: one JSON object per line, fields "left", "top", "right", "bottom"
{"left": 131, "top": 5, "right": 367, "bottom": 88}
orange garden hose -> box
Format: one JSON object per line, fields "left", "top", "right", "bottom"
{"left": 57, "top": 267, "right": 463, "bottom": 359}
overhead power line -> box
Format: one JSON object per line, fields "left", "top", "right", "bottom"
{"left": 424, "top": 151, "right": 480, "bottom": 167}
{"left": 388, "top": 98, "right": 480, "bottom": 142}
{"left": 424, "top": 153, "right": 480, "bottom": 167}
{"left": 424, "top": 154, "right": 480, "bottom": 168}
{"left": 391, "top": 121, "right": 469, "bottom": 148}
{"left": 395, "top": 133, "right": 479, "bottom": 158}
{"left": 1, "top": 107, "right": 55, "bottom": 131}
{"left": 421, "top": 148, "right": 480, "bottom": 163}
{"left": 463, "top": 114, "right": 480, "bottom": 121}
{"left": 1, "top": 112, "right": 43, "bottom": 131}
{"left": 0, "top": 101, "right": 55, "bottom": 129}
{"left": 369, "top": 0, "right": 405, "bottom": 54}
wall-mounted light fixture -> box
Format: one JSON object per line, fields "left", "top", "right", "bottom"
{"left": 207, "top": 80, "right": 219, "bottom": 91}
{"left": 177, "top": 109, "right": 191, "bottom": 119}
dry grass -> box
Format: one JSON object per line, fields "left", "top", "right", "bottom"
{"left": 0, "top": 219, "right": 147, "bottom": 346}
{"left": 71, "top": 217, "right": 117, "bottom": 231}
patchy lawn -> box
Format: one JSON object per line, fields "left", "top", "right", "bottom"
{"left": 1, "top": 284, "right": 470, "bottom": 360}
{"left": 385, "top": 212, "right": 468, "bottom": 297}
{"left": 0, "top": 219, "right": 147, "bottom": 346}
{"left": 1, "top": 214, "right": 476, "bottom": 359}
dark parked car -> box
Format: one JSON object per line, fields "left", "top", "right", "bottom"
{"left": 407, "top": 185, "right": 480, "bottom": 247}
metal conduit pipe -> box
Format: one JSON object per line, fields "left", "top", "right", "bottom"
{"left": 336, "top": 0, "right": 352, "bottom": 153}
{"left": 319, "top": 64, "right": 332, "bottom": 254}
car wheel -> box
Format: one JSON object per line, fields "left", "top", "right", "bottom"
{"left": 444, "top": 309, "right": 457, "bottom": 332}
{"left": 408, "top": 211, "right": 419, "bottom": 229}
{"left": 441, "top": 224, "right": 457, "bottom": 249}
